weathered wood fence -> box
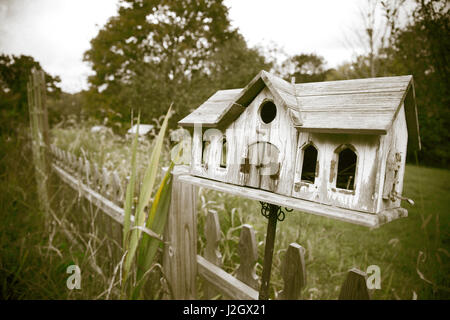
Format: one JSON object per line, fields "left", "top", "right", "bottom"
{"left": 50, "top": 145, "right": 371, "bottom": 300}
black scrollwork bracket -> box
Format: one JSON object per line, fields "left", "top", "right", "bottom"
{"left": 259, "top": 201, "right": 293, "bottom": 222}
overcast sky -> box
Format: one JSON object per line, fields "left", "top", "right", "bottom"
{"left": 0, "top": 0, "right": 412, "bottom": 93}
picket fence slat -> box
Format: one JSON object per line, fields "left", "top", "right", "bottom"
{"left": 279, "top": 243, "right": 306, "bottom": 300}
{"left": 338, "top": 268, "right": 370, "bottom": 300}
{"left": 236, "top": 224, "right": 259, "bottom": 290}
{"left": 204, "top": 211, "right": 222, "bottom": 299}
{"left": 52, "top": 163, "right": 133, "bottom": 225}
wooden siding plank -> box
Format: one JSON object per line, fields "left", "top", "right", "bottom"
{"left": 295, "top": 75, "right": 411, "bottom": 96}
{"left": 297, "top": 89, "right": 405, "bottom": 107}
{"left": 178, "top": 89, "right": 242, "bottom": 126}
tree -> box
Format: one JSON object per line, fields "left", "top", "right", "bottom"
{"left": 390, "top": 0, "right": 449, "bottom": 167}
{"left": 184, "top": 33, "right": 272, "bottom": 113}
{"left": 83, "top": 0, "right": 236, "bottom": 125}
{"left": 0, "top": 54, "right": 61, "bottom": 134}
{"left": 344, "top": 0, "right": 408, "bottom": 78}
{"left": 281, "top": 53, "right": 332, "bottom": 83}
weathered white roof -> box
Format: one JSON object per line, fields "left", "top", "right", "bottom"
{"left": 179, "top": 70, "right": 420, "bottom": 150}
{"left": 127, "top": 124, "right": 154, "bottom": 136}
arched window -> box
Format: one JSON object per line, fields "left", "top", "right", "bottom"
{"left": 301, "top": 144, "right": 318, "bottom": 183}
{"left": 336, "top": 147, "right": 357, "bottom": 190}
{"left": 202, "top": 140, "right": 210, "bottom": 167}
{"left": 220, "top": 137, "right": 227, "bottom": 168}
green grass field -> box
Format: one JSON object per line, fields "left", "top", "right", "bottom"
{"left": 1, "top": 125, "right": 448, "bottom": 299}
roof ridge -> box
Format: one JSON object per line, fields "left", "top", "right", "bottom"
{"left": 294, "top": 74, "right": 412, "bottom": 86}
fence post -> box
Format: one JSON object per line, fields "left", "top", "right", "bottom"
{"left": 163, "top": 168, "right": 197, "bottom": 299}
{"left": 338, "top": 268, "right": 370, "bottom": 300}
{"left": 27, "top": 68, "right": 51, "bottom": 215}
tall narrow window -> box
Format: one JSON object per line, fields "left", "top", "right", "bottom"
{"left": 336, "top": 147, "right": 357, "bottom": 190}
{"left": 301, "top": 144, "right": 318, "bottom": 183}
{"left": 202, "top": 140, "right": 210, "bottom": 166}
{"left": 220, "top": 138, "right": 227, "bottom": 168}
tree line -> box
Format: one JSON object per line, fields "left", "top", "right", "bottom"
{"left": 0, "top": 0, "right": 448, "bottom": 167}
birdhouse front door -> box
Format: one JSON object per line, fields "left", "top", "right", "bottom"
{"left": 241, "top": 141, "right": 280, "bottom": 192}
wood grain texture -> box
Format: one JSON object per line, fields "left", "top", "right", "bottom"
{"left": 177, "top": 173, "right": 382, "bottom": 227}
{"left": 292, "top": 132, "right": 380, "bottom": 213}
{"left": 236, "top": 225, "right": 259, "bottom": 290}
{"left": 196, "top": 87, "right": 297, "bottom": 196}
{"left": 294, "top": 75, "right": 411, "bottom": 96}
{"left": 178, "top": 89, "right": 242, "bottom": 126}
{"left": 178, "top": 72, "right": 416, "bottom": 137}
{"left": 163, "top": 172, "right": 198, "bottom": 299}
{"left": 338, "top": 268, "right": 370, "bottom": 300}
{"left": 178, "top": 70, "right": 302, "bottom": 128}
{"left": 204, "top": 211, "right": 222, "bottom": 266}
{"left": 279, "top": 243, "right": 306, "bottom": 300}
{"left": 197, "top": 255, "right": 258, "bottom": 300}
{"left": 377, "top": 104, "right": 409, "bottom": 212}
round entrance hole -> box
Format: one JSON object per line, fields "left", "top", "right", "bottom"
{"left": 260, "top": 101, "right": 277, "bottom": 124}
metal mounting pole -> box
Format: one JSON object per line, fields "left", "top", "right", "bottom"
{"left": 258, "top": 202, "right": 292, "bottom": 300}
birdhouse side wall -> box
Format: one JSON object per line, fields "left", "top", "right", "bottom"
{"left": 376, "top": 103, "right": 408, "bottom": 212}
{"left": 292, "top": 132, "right": 381, "bottom": 213}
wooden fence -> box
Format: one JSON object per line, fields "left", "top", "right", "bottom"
{"left": 49, "top": 144, "right": 371, "bottom": 300}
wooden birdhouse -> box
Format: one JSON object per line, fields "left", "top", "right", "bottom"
{"left": 178, "top": 71, "right": 420, "bottom": 227}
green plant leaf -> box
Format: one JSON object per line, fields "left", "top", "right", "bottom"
{"left": 122, "top": 105, "right": 172, "bottom": 293}
{"left": 133, "top": 165, "right": 174, "bottom": 299}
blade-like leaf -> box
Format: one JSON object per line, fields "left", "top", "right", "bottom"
{"left": 123, "top": 105, "right": 172, "bottom": 283}
{"left": 133, "top": 168, "right": 174, "bottom": 299}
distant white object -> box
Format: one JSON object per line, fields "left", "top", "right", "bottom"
{"left": 127, "top": 124, "right": 154, "bottom": 136}
{"left": 91, "top": 125, "right": 108, "bottom": 133}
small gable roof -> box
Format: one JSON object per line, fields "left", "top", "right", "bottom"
{"left": 179, "top": 70, "right": 420, "bottom": 150}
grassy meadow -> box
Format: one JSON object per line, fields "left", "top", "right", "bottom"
{"left": 1, "top": 122, "right": 449, "bottom": 299}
